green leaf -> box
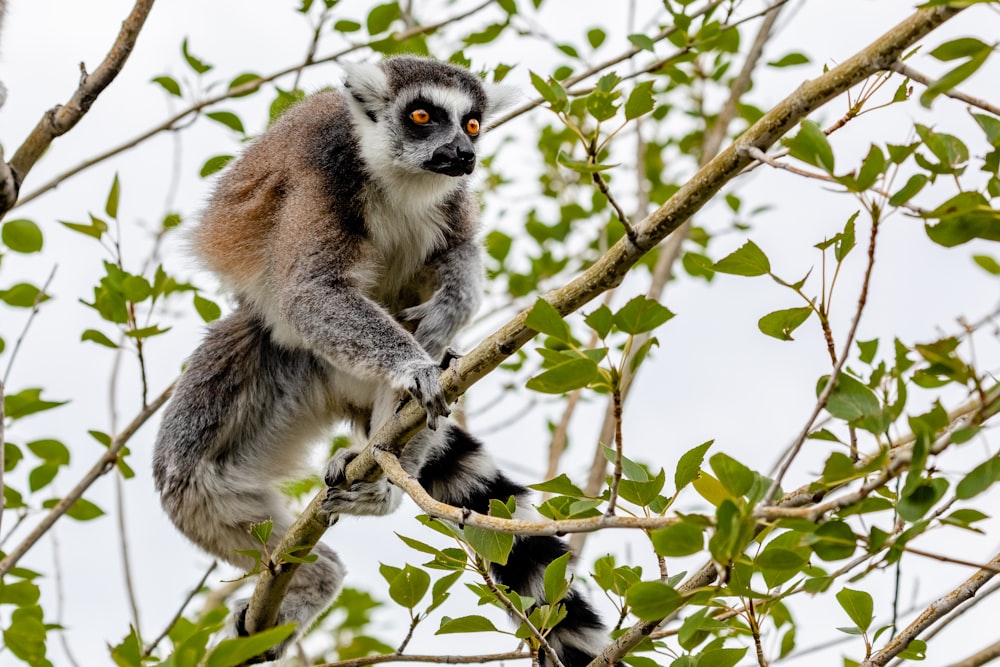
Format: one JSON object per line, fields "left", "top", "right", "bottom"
{"left": 785, "top": 119, "right": 835, "bottom": 173}
{"left": 821, "top": 374, "right": 881, "bottom": 425}
{"left": 758, "top": 307, "right": 812, "bottom": 341}
{"left": 27, "top": 439, "right": 70, "bottom": 464}
{"left": 528, "top": 474, "right": 586, "bottom": 498}
{"left": 923, "top": 192, "right": 1000, "bottom": 247}
{"left": 464, "top": 525, "right": 513, "bottom": 565}
{"left": 768, "top": 52, "right": 810, "bottom": 67}
{"left": 584, "top": 305, "right": 614, "bottom": 339}
{"left": 973, "top": 113, "right": 1000, "bottom": 148}
{"left": 152, "top": 76, "right": 182, "bottom": 97}
{"left": 973, "top": 255, "right": 1000, "bottom": 275}
{"left": 250, "top": 520, "right": 273, "bottom": 545}
{"left": 206, "top": 111, "right": 246, "bottom": 134}
{"left": 624, "top": 81, "right": 655, "bottom": 120}
{"left": 898, "top": 478, "right": 948, "bottom": 521}
{"left": 0, "top": 579, "right": 41, "bottom": 606}
{"left": 698, "top": 648, "right": 748, "bottom": 667}
{"left": 181, "top": 38, "right": 212, "bottom": 74}
{"left": 543, "top": 552, "right": 573, "bottom": 605}
{"left": 921, "top": 38, "right": 991, "bottom": 108}
{"left": 228, "top": 72, "right": 263, "bottom": 97}
{"left": 205, "top": 625, "right": 295, "bottom": 667}
{"left": 625, "top": 581, "right": 682, "bottom": 620}
{"left": 709, "top": 453, "right": 754, "bottom": 497}
{"left": 836, "top": 587, "right": 873, "bottom": 632}
{"left": 529, "top": 71, "right": 567, "bottom": 112}
{"left": 587, "top": 28, "right": 606, "bottom": 49}
{"left": 651, "top": 522, "right": 704, "bottom": 557}
{"left": 628, "top": 34, "right": 655, "bottom": 52}
{"left": 436, "top": 615, "right": 499, "bottom": 634}
{"left": 367, "top": 2, "right": 400, "bottom": 35}
{"left": 956, "top": 457, "right": 1000, "bottom": 500}
{"left": 194, "top": 294, "right": 222, "bottom": 322}
{"left": 333, "top": 19, "right": 362, "bottom": 33}
{"left": 201, "top": 155, "right": 234, "bottom": 178}
{"left": 526, "top": 357, "right": 600, "bottom": 394}
{"left": 82, "top": 329, "right": 119, "bottom": 348}
{"left": 2, "top": 219, "right": 44, "bottom": 253}
{"left": 613, "top": 295, "right": 674, "bottom": 335}
{"left": 675, "top": 440, "right": 712, "bottom": 492}
{"left": 110, "top": 626, "right": 143, "bottom": 667}
{"left": 3, "top": 609, "right": 48, "bottom": 664}
{"left": 618, "top": 467, "right": 666, "bottom": 507}
{"left": 388, "top": 564, "right": 431, "bottom": 609}
{"left": 0, "top": 282, "right": 47, "bottom": 308}
{"left": 4, "top": 388, "right": 66, "bottom": 420}
{"left": 41, "top": 497, "right": 104, "bottom": 521}
{"left": 106, "top": 173, "right": 121, "bottom": 219}
{"left": 889, "top": 173, "right": 928, "bottom": 206}
{"left": 810, "top": 520, "right": 857, "bottom": 561}
{"left": 525, "top": 298, "right": 571, "bottom": 341}
{"left": 712, "top": 240, "right": 770, "bottom": 276}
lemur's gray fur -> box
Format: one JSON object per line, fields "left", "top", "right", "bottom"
{"left": 153, "top": 57, "right": 614, "bottom": 666}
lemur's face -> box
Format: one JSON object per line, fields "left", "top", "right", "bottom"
{"left": 396, "top": 87, "right": 483, "bottom": 177}
{"left": 342, "top": 57, "right": 518, "bottom": 180}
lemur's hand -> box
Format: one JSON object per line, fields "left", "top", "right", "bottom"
{"left": 403, "top": 360, "right": 451, "bottom": 429}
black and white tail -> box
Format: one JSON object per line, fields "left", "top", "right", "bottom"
{"left": 415, "top": 425, "right": 611, "bottom": 667}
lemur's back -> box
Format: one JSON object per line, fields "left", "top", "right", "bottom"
{"left": 194, "top": 92, "right": 366, "bottom": 296}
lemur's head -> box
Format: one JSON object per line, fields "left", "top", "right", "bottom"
{"left": 343, "top": 56, "right": 518, "bottom": 178}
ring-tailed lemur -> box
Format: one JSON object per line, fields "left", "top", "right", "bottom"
{"left": 153, "top": 56, "right": 613, "bottom": 665}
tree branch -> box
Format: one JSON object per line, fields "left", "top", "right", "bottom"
{"left": 0, "top": 0, "right": 155, "bottom": 219}
{"left": 861, "top": 551, "right": 1000, "bottom": 667}
{"left": 891, "top": 61, "right": 1000, "bottom": 116}
{"left": 238, "top": 1, "right": 965, "bottom": 650}
{"left": 10, "top": 0, "right": 495, "bottom": 210}
{"left": 0, "top": 381, "right": 175, "bottom": 576}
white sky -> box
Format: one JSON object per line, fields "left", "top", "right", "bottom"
{"left": 2, "top": 1, "right": 1000, "bottom": 665}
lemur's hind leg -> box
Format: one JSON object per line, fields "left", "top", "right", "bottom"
{"left": 154, "top": 310, "right": 347, "bottom": 653}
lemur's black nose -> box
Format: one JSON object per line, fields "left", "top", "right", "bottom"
{"left": 425, "top": 135, "right": 477, "bottom": 176}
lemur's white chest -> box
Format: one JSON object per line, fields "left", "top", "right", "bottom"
{"left": 357, "top": 173, "right": 460, "bottom": 305}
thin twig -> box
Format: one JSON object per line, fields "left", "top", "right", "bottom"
{"left": 0, "top": 381, "right": 175, "bottom": 575}
{"left": 144, "top": 561, "right": 218, "bottom": 657}
{"left": 2, "top": 265, "right": 58, "bottom": 385}
{"left": 860, "top": 551, "right": 1000, "bottom": 666}
{"left": 50, "top": 528, "right": 84, "bottom": 667}
{"left": 891, "top": 61, "right": 1000, "bottom": 116}
{"left": 1, "top": 0, "right": 155, "bottom": 218}
{"left": 761, "top": 213, "right": 880, "bottom": 507}
{"left": 604, "top": 385, "right": 625, "bottom": 516}
{"left": 314, "top": 651, "right": 530, "bottom": 666}
{"left": 11, "top": 0, "right": 495, "bottom": 210}
{"left": 373, "top": 447, "right": 677, "bottom": 535}
{"left": 481, "top": 566, "right": 564, "bottom": 667}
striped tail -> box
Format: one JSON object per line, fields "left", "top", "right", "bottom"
{"left": 416, "top": 425, "right": 612, "bottom": 666}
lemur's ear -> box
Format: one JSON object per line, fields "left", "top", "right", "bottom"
{"left": 342, "top": 61, "right": 390, "bottom": 122}
{"left": 484, "top": 82, "right": 520, "bottom": 120}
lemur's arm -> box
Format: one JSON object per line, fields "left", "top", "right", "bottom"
{"left": 269, "top": 219, "right": 449, "bottom": 427}
{"left": 400, "top": 235, "right": 484, "bottom": 360}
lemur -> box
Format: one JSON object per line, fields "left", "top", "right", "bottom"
{"left": 153, "top": 57, "right": 613, "bottom": 666}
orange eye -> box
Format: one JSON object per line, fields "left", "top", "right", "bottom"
{"left": 410, "top": 109, "right": 430, "bottom": 124}
{"left": 465, "top": 118, "right": 480, "bottom": 135}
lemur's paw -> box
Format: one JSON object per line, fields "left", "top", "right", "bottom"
{"left": 323, "top": 479, "right": 398, "bottom": 516}
{"left": 405, "top": 361, "right": 450, "bottom": 430}
{"left": 232, "top": 601, "right": 282, "bottom": 663}
{"left": 323, "top": 449, "right": 357, "bottom": 488}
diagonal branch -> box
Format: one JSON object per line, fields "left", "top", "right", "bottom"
{"left": 861, "top": 551, "right": 1000, "bottom": 667}
{"left": 0, "top": 0, "right": 156, "bottom": 219}
{"left": 242, "top": 2, "right": 966, "bottom": 648}
{"left": 0, "top": 381, "right": 175, "bottom": 576}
